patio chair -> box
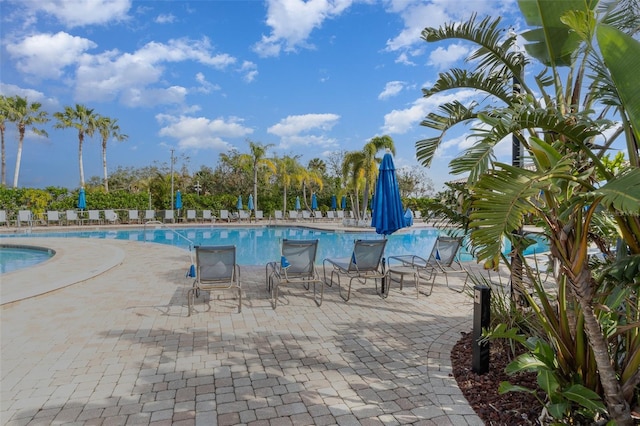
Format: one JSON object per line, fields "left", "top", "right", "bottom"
{"left": 0, "top": 210, "right": 7, "bottom": 226}
{"left": 387, "top": 236, "right": 468, "bottom": 294}
{"left": 255, "top": 210, "right": 264, "bottom": 221}
{"left": 301, "top": 210, "right": 311, "bottom": 220}
{"left": 313, "top": 211, "right": 323, "bottom": 221}
{"left": 202, "top": 210, "right": 214, "bottom": 223}
{"left": 128, "top": 210, "right": 140, "bottom": 224}
{"left": 238, "top": 210, "right": 250, "bottom": 221}
{"left": 414, "top": 210, "right": 423, "bottom": 221}
{"left": 88, "top": 210, "right": 101, "bottom": 225}
{"left": 326, "top": 211, "right": 335, "bottom": 220}
{"left": 65, "top": 210, "right": 80, "bottom": 225}
{"left": 266, "top": 239, "right": 323, "bottom": 308}
{"left": 186, "top": 209, "right": 197, "bottom": 222}
{"left": 336, "top": 210, "right": 345, "bottom": 220}
{"left": 17, "top": 210, "right": 33, "bottom": 227}
{"left": 47, "top": 211, "right": 61, "bottom": 226}
{"left": 144, "top": 210, "right": 156, "bottom": 222}
{"left": 104, "top": 210, "right": 119, "bottom": 224}
{"left": 163, "top": 210, "right": 175, "bottom": 223}
{"left": 188, "top": 245, "right": 241, "bottom": 315}
{"left": 288, "top": 210, "right": 298, "bottom": 221}
{"left": 274, "top": 210, "right": 283, "bottom": 221}
{"left": 220, "top": 209, "right": 230, "bottom": 222}
{"left": 323, "top": 239, "right": 388, "bottom": 301}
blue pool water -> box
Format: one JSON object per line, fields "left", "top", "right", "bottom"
{"left": 0, "top": 226, "right": 548, "bottom": 266}
{"left": 0, "top": 245, "right": 54, "bottom": 274}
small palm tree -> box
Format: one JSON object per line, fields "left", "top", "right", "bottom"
{"left": 54, "top": 104, "right": 97, "bottom": 188}
{"left": 274, "top": 155, "right": 305, "bottom": 212}
{"left": 5, "top": 96, "right": 49, "bottom": 188}
{"left": 238, "top": 140, "right": 276, "bottom": 213}
{"left": 0, "top": 95, "right": 7, "bottom": 187}
{"left": 96, "top": 115, "right": 128, "bottom": 192}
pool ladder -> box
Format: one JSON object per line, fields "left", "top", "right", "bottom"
{"left": 143, "top": 221, "right": 196, "bottom": 275}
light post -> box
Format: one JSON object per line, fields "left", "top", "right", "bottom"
{"left": 194, "top": 180, "right": 202, "bottom": 196}
{"left": 170, "top": 148, "right": 175, "bottom": 210}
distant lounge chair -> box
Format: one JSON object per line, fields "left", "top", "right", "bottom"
{"left": 17, "top": 210, "right": 33, "bottom": 227}
{"left": 144, "top": 210, "right": 156, "bottom": 222}
{"left": 255, "top": 210, "right": 264, "bottom": 221}
{"left": 220, "top": 210, "right": 230, "bottom": 222}
{"left": 88, "top": 210, "right": 101, "bottom": 225}
{"left": 288, "top": 211, "right": 298, "bottom": 221}
{"left": 274, "top": 210, "right": 283, "bottom": 221}
{"left": 266, "top": 239, "right": 323, "bottom": 308}
{"left": 238, "top": 210, "right": 250, "bottom": 221}
{"left": 188, "top": 245, "right": 241, "bottom": 315}
{"left": 414, "top": 210, "right": 422, "bottom": 220}
{"left": 323, "top": 239, "right": 388, "bottom": 301}
{"left": 104, "top": 210, "right": 119, "bottom": 224}
{"left": 387, "top": 236, "right": 468, "bottom": 294}
{"left": 65, "top": 210, "right": 80, "bottom": 225}
{"left": 336, "top": 210, "right": 345, "bottom": 220}
{"left": 202, "top": 210, "right": 214, "bottom": 223}
{"left": 46, "top": 211, "right": 61, "bottom": 226}
{"left": 128, "top": 210, "right": 140, "bottom": 224}
{"left": 163, "top": 210, "right": 175, "bottom": 223}
{"left": 313, "top": 211, "right": 323, "bottom": 221}
{"left": 0, "top": 210, "right": 7, "bottom": 226}
{"left": 186, "top": 209, "right": 197, "bottom": 222}
{"left": 326, "top": 211, "right": 335, "bottom": 220}
{"left": 302, "top": 210, "right": 311, "bottom": 220}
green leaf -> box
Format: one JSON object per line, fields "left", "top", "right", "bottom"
{"left": 498, "top": 381, "right": 536, "bottom": 394}
{"left": 548, "top": 402, "right": 569, "bottom": 419}
{"left": 594, "top": 168, "right": 640, "bottom": 213}
{"left": 505, "top": 354, "right": 547, "bottom": 374}
{"left": 563, "top": 384, "right": 606, "bottom": 413}
{"left": 597, "top": 24, "right": 640, "bottom": 147}
{"left": 529, "top": 136, "right": 562, "bottom": 171}
{"left": 537, "top": 369, "right": 560, "bottom": 395}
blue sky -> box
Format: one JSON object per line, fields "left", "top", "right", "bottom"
{"left": 1, "top": 0, "right": 523, "bottom": 191}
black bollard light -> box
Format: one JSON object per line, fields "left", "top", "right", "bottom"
{"left": 472, "top": 285, "right": 491, "bottom": 374}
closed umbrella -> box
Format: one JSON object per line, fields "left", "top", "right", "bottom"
{"left": 247, "top": 194, "right": 254, "bottom": 211}
{"left": 370, "top": 151, "right": 406, "bottom": 295}
{"left": 77, "top": 188, "right": 87, "bottom": 210}
{"left": 404, "top": 208, "right": 414, "bottom": 227}
{"left": 331, "top": 195, "right": 337, "bottom": 210}
{"left": 341, "top": 195, "right": 347, "bottom": 210}
{"left": 236, "top": 195, "right": 243, "bottom": 210}
{"left": 311, "top": 193, "right": 318, "bottom": 210}
{"left": 175, "top": 190, "right": 182, "bottom": 210}
{"left": 295, "top": 196, "right": 301, "bottom": 210}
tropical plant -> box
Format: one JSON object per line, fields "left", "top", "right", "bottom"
{"left": 273, "top": 155, "right": 305, "bottom": 212}
{"left": 416, "top": 1, "right": 640, "bottom": 423}
{"left": 54, "top": 104, "right": 98, "bottom": 188}
{"left": 237, "top": 140, "right": 276, "bottom": 213}
{"left": 95, "top": 115, "right": 128, "bottom": 193}
{"left": 3, "top": 96, "right": 50, "bottom": 188}
{"left": 0, "top": 95, "right": 7, "bottom": 187}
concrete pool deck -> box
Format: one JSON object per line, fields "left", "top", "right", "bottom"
{"left": 1, "top": 223, "right": 494, "bottom": 425}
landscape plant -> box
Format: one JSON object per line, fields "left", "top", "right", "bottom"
{"left": 416, "top": 0, "right": 639, "bottom": 423}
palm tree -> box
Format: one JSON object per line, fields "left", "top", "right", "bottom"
{"left": 5, "top": 96, "right": 50, "bottom": 188}
{"left": 0, "top": 95, "right": 7, "bottom": 187}
{"left": 299, "top": 167, "right": 324, "bottom": 210}
{"left": 274, "top": 155, "right": 305, "bottom": 212}
{"left": 417, "top": 4, "right": 639, "bottom": 423}
{"left": 96, "top": 115, "right": 128, "bottom": 192}
{"left": 54, "top": 104, "right": 97, "bottom": 188}
{"left": 342, "top": 136, "right": 395, "bottom": 219}
{"left": 237, "top": 140, "right": 276, "bottom": 213}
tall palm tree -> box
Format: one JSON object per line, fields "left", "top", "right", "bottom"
{"left": 343, "top": 135, "right": 395, "bottom": 219}
{"left": 238, "top": 140, "right": 276, "bottom": 213}
{"left": 96, "top": 115, "right": 128, "bottom": 192}
{"left": 5, "top": 96, "right": 50, "bottom": 188}
{"left": 54, "top": 104, "right": 97, "bottom": 188}
{"left": 274, "top": 155, "right": 305, "bottom": 212}
{"left": 0, "top": 95, "right": 7, "bottom": 187}
{"left": 299, "top": 167, "right": 324, "bottom": 210}
{"left": 417, "top": 4, "right": 639, "bottom": 423}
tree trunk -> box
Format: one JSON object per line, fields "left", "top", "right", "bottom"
{"left": 253, "top": 164, "right": 258, "bottom": 213}
{"left": 78, "top": 132, "right": 85, "bottom": 188}
{"left": 12, "top": 127, "right": 25, "bottom": 188}
{"left": 1, "top": 127, "right": 5, "bottom": 186}
{"left": 102, "top": 140, "right": 109, "bottom": 192}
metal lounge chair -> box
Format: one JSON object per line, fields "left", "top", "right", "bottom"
{"left": 313, "top": 211, "right": 323, "bottom": 221}
{"left": 104, "top": 210, "right": 119, "bottom": 224}
{"left": 266, "top": 239, "right": 323, "bottom": 308}
{"left": 188, "top": 245, "right": 241, "bottom": 315}
{"left": 202, "top": 210, "right": 214, "bottom": 223}
{"left": 288, "top": 210, "right": 298, "bottom": 221}
{"left": 128, "top": 210, "right": 140, "bottom": 224}
{"left": 186, "top": 209, "right": 197, "bottom": 222}
{"left": 144, "top": 210, "right": 155, "bottom": 222}
{"left": 255, "top": 210, "right": 264, "bottom": 221}
{"left": 17, "top": 210, "right": 33, "bottom": 227}
{"left": 274, "top": 210, "right": 283, "bottom": 221}
{"left": 238, "top": 210, "right": 250, "bottom": 221}
{"left": 220, "top": 209, "right": 230, "bottom": 222}
{"left": 164, "top": 210, "right": 175, "bottom": 223}
{"left": 65, "top": 210, "right": 80, "bottom": 225}
{"left": 88, "top": 210, "right": 101, "bottom": 225}
{"left": 323, "top": 239, "right": 388, "bottom": 301}
{"left": 0, "top": 210, "right": 7, "bottom": 226}
{"left": 387, "top": 236, "right": 468, "bottom": 294}
{"left": 46, "top": 211, "right": 61, "bottom": 226}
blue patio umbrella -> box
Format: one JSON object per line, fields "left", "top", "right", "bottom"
{"left": 175, "top": 190, "right": 182, "bottom": 210}
{"left": 247, "top": 194, "right": 254, "bottom": 211}
{"left": 77, "top": 188, "right": 87, "bottom": 210}
{"left": 236, "top": 195, "right": 243, "bottom": 210}
{"left": 341, "top": 195, "right": 347, "bottom": 210}
{"left": 404, "top": 208, "right": 414, "bottom": 227}
{"left": 295, "top": 196, "right": 301, "bottom": 210}
{"left": 311, "top": 193, "right": 318, "bottom": 210}
{"left": 331, "top": 195, "right": 337, "bottom": 210}
{"left": 371, "top": 151, "right": 406, "bottom": 236}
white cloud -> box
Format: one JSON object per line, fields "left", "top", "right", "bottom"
{"left": 155, "top": 13, "right": 176, "bottom": 24}
{"left": 156, "top": 114, "right": 254, "bottom": 150}
{"left": 428, "top": 43, "right": 469, "bottom": 70}
{"left": 25, "top": 0, "right": 131, "bottom": 28}
{"left": 253, "top": 0, "right": 354, "bottom": 57}
{"left": 74, "top": 38, "right": 236, "bottom": 103}
{"left": 239, "top": 61, "right": 258, "bottom": 83}
{"left": 378, "top": 81, "right": 405, "bottom": 100}
{"left": 194, "top": 72, "right": 220, "bottom": 94}
{"left": 0, "top": 83, "right": 59, "bottom": 109}
{"left": 6, "top": 32, "right": 96, "bottom": 79}
{"left": 121, "top": 86, "right": 188, "bottom": 107}
{"left": 268, "top": 113, "right": 340, "bottom": 149}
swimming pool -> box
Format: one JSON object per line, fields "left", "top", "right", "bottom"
{"left": 0, "top": 245, "right": 55, "bottom": 274}
{"left": 0, "top": 226, "right": 548, "bottom": 266}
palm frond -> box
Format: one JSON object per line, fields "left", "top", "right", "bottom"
{"left": 593, "top": 168, "right": 640, "bottom": 213}
{"left": 449, "top": 138, "right": 497, "bottom": 183}
{"left": 423, "top": 69, "right": 513, "bottom": 104}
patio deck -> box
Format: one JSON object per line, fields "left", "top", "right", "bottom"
{"left": 1, "top": 232, "right": 487, "bottom": 425}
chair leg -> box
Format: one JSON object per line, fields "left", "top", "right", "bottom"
{"left": 338, "top": 275, "right": 353, "bottom": 302}
{"left": 187, "top": 288, "right": 194, "bottom": 316}
{"left": 313, "top": 280, "right": 324, "bottom": 307}
{"left": 237, "top": 287, "right": 242, "bottom": 313}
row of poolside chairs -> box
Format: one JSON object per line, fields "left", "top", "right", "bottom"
{"left": 188, "top": 235, "right": 469, "bottom": 315}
